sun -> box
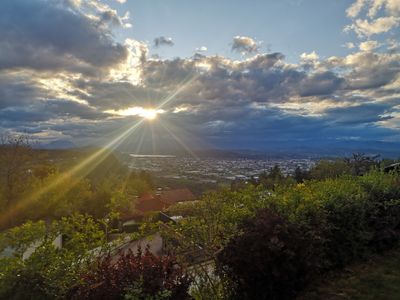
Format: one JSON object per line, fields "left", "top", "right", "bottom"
{"left": 140, "top": 109, "right": 158, "bottom": 120}
{"left": 105, "top": 107, "right": 164, "bottom": 120}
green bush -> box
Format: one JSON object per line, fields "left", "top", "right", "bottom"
{"left": 217, "top": 209, "right": 317, "bottom": 300}
{"left": 216, "top": 170, "right": 400, "bottom": 299}
{"left": 0, "top": 215, "right": 106, "bottom": 300}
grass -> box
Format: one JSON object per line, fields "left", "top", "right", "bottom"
{"left": 299, "top": 247, "right": 400, "bottom": 300}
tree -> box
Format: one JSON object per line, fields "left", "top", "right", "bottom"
{"left": 0, "top": 215, "right": 106, "bottom": 300}
{"left": 259, "top": 165, "right": 291, "bottom": 190}
{"left": 216, "top": 209, "right": 317, "bottom": 300}
{"left": 161, "top": 187, "right": 270, "bottom": 299}
{"left": 309, "top": 159, "right": 351, "bottom": 180}
{"left": 344, "top": 152, "right": 380, "bottom": 176}
{"left": 293, "top": 166, "right": 309, "bottom": 183}
{"left": 0, "top": 135, "right": 35, "bottom": 207}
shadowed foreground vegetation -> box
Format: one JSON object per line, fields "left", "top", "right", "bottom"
{"left": 299, "top": 247, "right": 400, "bottom": 300}
{"left": 0, "top": 136, "right": 400, "bottom": 299}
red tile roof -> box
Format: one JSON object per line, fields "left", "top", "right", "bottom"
{"left": 135, "top": 194, "right": 166, "bottom": 213}
{"left": 158, "top": 188, "right": 196, "bottom": 205}
{"left": 122, "top": 188, "right": 196, "bottom": 220}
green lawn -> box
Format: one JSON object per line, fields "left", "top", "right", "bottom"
{"left": 299, "top": 248, "right": 400, "bottom": 300}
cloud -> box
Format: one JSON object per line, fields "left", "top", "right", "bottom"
{"left": 359, "top": 40, "right": 380, "bottom": 51}
{"left": 231, "top": 36, "right": 259, "bottom": 54}
{"left": 346, "top": 16, "right": 400, "bottom": 37}
{"left": 2, "top": 47, "right": 400, "bottom": 146}
{"left": 345, "top": 0, "right": 400, "bottom": 37}
{"left": 0, "top": 0, "right": 129, "bottom": 74}
{"left": 323, "top": 102, "right": 395, "bottom": 125}
{"left": 153, "top": 36, "right": 174, "bottom": 48}
{"left": 1, "top": 0, "right": 400, "bottom": 148}
{"left": 345, "top": 42, "right": 356, "bottom": 49}
{"left": 346, "top": 0, "right": 367, "bottom": 18}
{"left": 195, "top": 46, "right": 208, "bottom": 52}
{"left": 100, "top": 9, "right": 131, "bottom": 28}
{"left": 338, "top": 51, "right": 400, "bottom": 89}
{"left": 300, "top": 51, "right": 320, "bottom": 69}
{"left": 387, "top": 38, "right": 400, "bottom": 51}
{"left": 300, "top": 51, "right": 319, "bottom": 61}
{"left": 347, "top": 0, "right": 400, "bottom": 18}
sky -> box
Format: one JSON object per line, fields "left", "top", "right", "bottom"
{"left": 1, "top": 0, "right": 400, "bottom": 152}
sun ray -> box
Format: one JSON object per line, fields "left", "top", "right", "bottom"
{"left": 159, "top": 121, "right": 199, "bottom": 159}
{"left": 156, "top": 74, "right": 198, "bottom": 110}
{"left": 134, "top": 128, "right": 146, "bottom": 154}
{"left": 0, "top": 119, "right": 144, "bottom": 227}
{"left": 149, "top": 123, "right": 156, "bottom": 154}
{"left": 0, "top": 72, "right": 199, "bottom": 228}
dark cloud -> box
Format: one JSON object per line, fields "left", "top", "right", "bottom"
{"left": 1, "top": 0, "right": 400, "bottom": 147}
{"left": 153, "top": 36, "right": 174, "bottom": 48}
{"left": 0, "top": 0, "right": 128, "bottom": 74}
{"left": 298, "top": 71, "right": 345, "bottom": 97}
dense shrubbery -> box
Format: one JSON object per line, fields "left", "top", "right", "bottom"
{"left": 2, "top": 168, "right": 400, "bottom": 300}
{"left": 217, "top": 209, "right": 316, "bottom": 300}
{"left": 69, "top": 247, "right": 192, "bottom": 300}
{"left": 0, "top": 215, "right": 106, "bottom": 300}
{"left": 215, "top": 170, "right": 400, "bottom": 299}
{"left": 1, "top": 139, "right": 400, "bottom": 300}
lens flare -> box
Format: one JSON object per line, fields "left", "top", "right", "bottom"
{"left": 106, "top": 107, "right": 164, "bottom": 120}
{"left": 0, "top": 73, "right": 199, "bottom": 228}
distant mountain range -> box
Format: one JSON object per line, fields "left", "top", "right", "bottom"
{"left": 39, "top": 140, "right": 77, "bottom": 149}
{"left": 39, "top": 139, "right": 400, "bottom": 159}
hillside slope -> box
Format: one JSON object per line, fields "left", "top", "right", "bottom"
{"left": 299, "top": 248, "right": 400, "bottom": 300}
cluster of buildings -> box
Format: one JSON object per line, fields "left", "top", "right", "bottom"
{"left": 125, "top": 155, "right": 315, "bottom": 183}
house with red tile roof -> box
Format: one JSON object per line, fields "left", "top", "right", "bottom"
{"left": 120, "top": 188, "right": 196, "bottom": 225}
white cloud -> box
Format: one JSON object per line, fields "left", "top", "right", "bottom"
{"left": 346, "top": 0, "right": 367, "bottom": 18}
{"left": 121, "top": 11, "right": 132, "bottom": 28}
{"left": 347, "top": 0, "right": 400, "bottom": 18}
{"left": 300, "top": 51, "right": 319, "bottom": 61}
{"left": 387, "top": 38, "right": 400, "bottom": 50}
{"left": 345, "top": 0, "right": 400, "bottom": 37}
{"left": 195, "top": 46, "right": 208, "bottom": 52}
{"left": 345, "top": 42, "right": 356, "bottom": 49}
{"left": 232, "top": 36, "right": 259, "bottom": 54}
{"left": 359, "top": 40, "right": 380, "bottom": 51}
{"left": 345, "top": 16, "right": 400, "bottom": 36}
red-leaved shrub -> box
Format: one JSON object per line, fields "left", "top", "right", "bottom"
{"left": 69, "top": 247, "right": 192, "bottom": 300}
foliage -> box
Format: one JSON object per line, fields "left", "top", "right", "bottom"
{"left": 299, "top": 247, "right": 400, "bottom": 300}
{"left": 258, "top": 165, "right": 295, "bottom": 190}
{"left": 216, "top": 170, "right": 400, "bottom": 299}
{"left": 217, "top": 209, "right": 316, "bottom": 300}
{"left": 308, "top": 159, "right": 352, "bottom": 180}
{"left": 294, "top": 166, "right": 310, "bottom": 183}
{"left": 69, "top": 247, "right": 192, "bottom": 300}
{"left": 0, "top": 220, "right": 47, "bottom": 256}
{"left": 160, "top": 186, "right": 270, "bottom": 299}
{"left": 344, "top": 153, "right": 380, "bottom": 176}
{"left": 0, "top": 135, "right": 154, "bottom": 228}
{"left": 167, "top": 186, "right": 269, "bottom": 253}
{"left": 0, "top": 215, "right": 106, "bottom": 300}
{"left": 307, "top": 153, "right": 380, "bottom": 180}
{"left": 0, "top": 135, "right": 37, "bottom": 207}
{"left": 0, "top": 137, "right": 399, "bottom": 299}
